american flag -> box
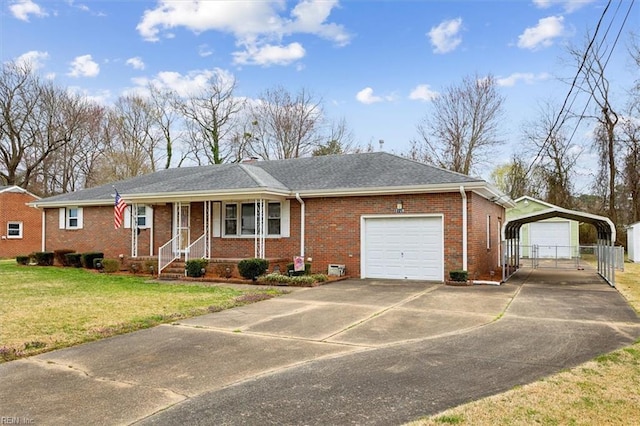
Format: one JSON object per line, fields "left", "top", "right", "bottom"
{"left": 114, "top": 189, "right": 127, "bottom": 229}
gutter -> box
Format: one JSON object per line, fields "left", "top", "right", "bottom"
{"left": 295, "top": 193, "right": 305, "bottom": 257}
{"left": 460, "top": 186, "right": 468, "bottom": 271}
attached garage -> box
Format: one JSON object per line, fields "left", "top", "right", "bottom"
{"left": 361, "top": 215, "right": 443, "bottom": 281}
{"left": 529, "top": 221, "right": 572, "bottom": 258}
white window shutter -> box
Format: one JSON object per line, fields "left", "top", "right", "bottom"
{"left": 124, "top": 206, "right": 132, "bottom": 229}
{"left": 147, "top": 206, "right": 153, "bottom": 229}
{"left": 212, "top": 202, "right": 221, "bottom": 237}
{"left": 59, "top": 208, "right": 66, "bottom": 229}
{"left": 77, "top": 207, "right": 84, "bottom": 229}
{"left": 281, "top": 200, "right": 290, "bottom": 238}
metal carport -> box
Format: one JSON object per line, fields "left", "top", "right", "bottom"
{"left": 502, "top": 207, "right": 617, "bottom": 286}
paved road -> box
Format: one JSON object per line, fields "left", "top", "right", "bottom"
{"left": 1, "top": 269, "right": 638, "bottom": 425}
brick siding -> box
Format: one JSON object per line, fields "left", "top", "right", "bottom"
{"left": 0, "top": 192, "right": 42, "bottom": 258}
{"left": 43, "top": 192, "right": 505, "bottom": 280}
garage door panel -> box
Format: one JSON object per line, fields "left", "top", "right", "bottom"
{"left": 363, "top": 216, "right": 443, "bottom": 281}
{"left": 530, "top": 222, "right": 571, "bottom": 258}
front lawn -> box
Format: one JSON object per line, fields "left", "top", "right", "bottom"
{"left": 0, "top": 260, "right": 283, "bottom": 362}
{"left": 410, "top": 262, "right": 640, "bottom": 425}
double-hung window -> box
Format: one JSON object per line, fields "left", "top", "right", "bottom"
{"left": 7, "top": 222, "right": 22, "bottom": 238}
{"left": 68, "top": 208, "right": 80, "bottom": 229}
{"left": 224, "top": 202, "right": 282, "bottom": 236}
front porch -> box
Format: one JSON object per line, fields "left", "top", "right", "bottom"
{"left": 123, "top": 198, "right": 297, "bottom": 277}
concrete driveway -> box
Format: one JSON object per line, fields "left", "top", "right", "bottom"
{"left": 1, "top": 269, "right": 639, "bottom": 425}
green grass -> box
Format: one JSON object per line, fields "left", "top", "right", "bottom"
{"left": 0, "top": 259, "right": 283, "bottom": 361}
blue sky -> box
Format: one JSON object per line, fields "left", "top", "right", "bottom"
{"left": 2, "top": 0, "right": 638, "bottom": 188}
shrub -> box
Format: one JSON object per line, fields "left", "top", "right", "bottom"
{"left": 143, "top": 259, "right": 156, "bottom": 274}
{"left": 16, "top": 255, "right": 30, "bottom": 265}
{"left": 286, "top": 262, "right": 312, "bottom": 276}
{"left": 64, "top": 253, "right": 83, "bottom": 268}
{"left": 449, "top": 270, "right": 468, "bottom": 282}
{"left": 311, "top": 274, "right": 329, "bottom": 283}
{"left": 258, "top": 273, "right": 292, "bottom": 285}
{"left": 288, "top": 276, "right": 316, "bottom": 286}
{"left": 82, "top": 252, "right": 104, "bottom": 269}
{"left": 33, "top": 252, "right": 54, "bottom": 266}
{"left": 237, "top": 258, "right": 269, "bottom": 280}
{"left": 186, "top": 259, "right": 209, "bottom": 277}
{"left": 129, "top": 262, "right": 141, "bottom": 274}
{"left": 102, "top": 259, "right": 120, "bottom": 273}
{"left": 53, "top": 249, "right": 75, "bottom": 266}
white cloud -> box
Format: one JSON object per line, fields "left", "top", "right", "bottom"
{"left": 497, "top": 72, "right": 551, "bottom": 87}
{"left": 356, "top": 87, "right": 383, "bottom": 105}
{"left": 533, "top": 0, "right": 595, "bottom": 13}
{"left": 9, "top": 0, "right": 48, "bottom": 21}
{"left": 409, "top": 84, "right": 439, "bottom": 102}
{"left": 198, "top": 44, "right": 213, "bottom": 57}
{"left": 136, "top": 0, "right": 349, "bottom": 66}
{"left": 518, "top": 16, "right": 565, "bottom": 50}
{"left": 67, "top": 54, "right": 100, "bottom": 77}
{"left": 126, "top": 57, "right": 145, "bottom": 70}
{"left": 428, "top": 18, "right": 463, "bottom": 54}
{"left": 233, "top": 42, "right": 305, "bottom": 66}
{"left": 15, "top": 50, "right": 49, "bottom": 70}
{"left": 67, "top": 87, "right": 112, "bottom": 105}
{"left": 131, "top": 68, "right": 233, "bottom": 98}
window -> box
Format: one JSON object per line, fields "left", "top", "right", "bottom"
{"left": 136, "top": 205, "right": 148, "bottom": 227}
{"left": 59, "top": 207, "right": 83, "bottom": 230}
{"left": 225, "top": 204, "right": 237, "bottom": 235}
{"left": 7, "top": 222, "right": 22, "bottom": 239}
{"left": 223, "top": 202, "right": 283, "bottom": 236}
{"left": 68, "top": 208, "right": 80, "bottom": 229}
{"left": 241, "top": 203, "right": 255, "bottom": 235}
{"left": 268, "top": 202, "right": 281, "bottom": 235}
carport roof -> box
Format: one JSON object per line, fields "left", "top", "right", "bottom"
{"left": 503, "top": 206, "right": 616, "bottom": 243}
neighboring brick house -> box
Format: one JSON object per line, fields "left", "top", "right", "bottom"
{"left": 30, "top": 153, "right": 514, "bottom": 281}
{"left": 0, "top": 186, "right": 42, "bottom": 258}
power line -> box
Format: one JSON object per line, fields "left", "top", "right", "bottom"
{"left": 524, "top": 0, "right": 612, "bottom": 178}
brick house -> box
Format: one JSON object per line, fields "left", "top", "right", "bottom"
{"left": 0, "top": 186, "right": 42, "bottom": 258}
{"left": 30, "top": 153, "right": 513, "bottom": 281}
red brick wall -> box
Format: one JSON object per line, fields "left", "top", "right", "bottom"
{"left": 43, "top": 193, "right": 505, "bottom": 280}
{"left": 0, "top": 191, "right": 42, "bottom": 258}
{"left": 467, "top": 193, "right": 505, "bottom": 280}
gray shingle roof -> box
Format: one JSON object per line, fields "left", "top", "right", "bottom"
{"left": 35, "top": 152, "right": 484, "bottom": 205}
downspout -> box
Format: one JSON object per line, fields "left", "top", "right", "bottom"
{"left": 459, "top": 186, "right": 468, "bottom": 271}
{"left": 295, "top": 193, "right": 305, "bottom": 257}
{"left": 41, "top": 209, "right": 46, "bottom": 252}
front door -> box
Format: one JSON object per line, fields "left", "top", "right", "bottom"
{"left": 175, "top": 203, "right": 190, "bottom": 253}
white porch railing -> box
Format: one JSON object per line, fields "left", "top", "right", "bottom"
{"left": 185, "top": 234, "right": 207, "bottom": 264}
{"left": 158, "top": 235, "right": 180, "bottom": 274}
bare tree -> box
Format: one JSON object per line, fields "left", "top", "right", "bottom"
{"left": 413, "top": 73, "right": 504, "bottom": 175}
{"left": 245, "top": 87, "right": 324, "bottom": 160}
{"left": 313, "top": 117, "right": 357, "bottom": 156}
{"left": 522, "top": 102, "right": 580, "bottom": 208}
{"left": 147, "top": 84, "right": 183, "bottom": 169}
{"left": 567, "top": 35, "right": 621, "bottom": 226}
{"left": 489, "top": 154, "right": 541, "bottom": 200}
{"left": 174, "top": 72, "right": 243, "bottom": 164}
{"left": 0, "top": 62, "right": 91, "bottom": 193}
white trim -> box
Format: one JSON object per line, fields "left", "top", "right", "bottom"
{"left": 59, "top": 208, "right": 66, "bottom": 229}
{"left": 360, "top": 213, "right": 444, "bottom": 281}
{"left": 460, "top": 186, "right": 468, "bottom": 271}
{"left": 212, "top": 202, "right": 221, "bottom": 237}
{"left": 7, "top": 221, "right": 23, "bottom": 239}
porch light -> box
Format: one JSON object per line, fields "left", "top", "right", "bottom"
{"left": 396, "top": 200, "right": 404, "bottom": 213}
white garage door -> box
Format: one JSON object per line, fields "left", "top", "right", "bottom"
{"left": 362, "top": 216, "right": 443, "bottom": 281}
{"left": 530, "top": 221, "right": 571, "bottom": 258}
